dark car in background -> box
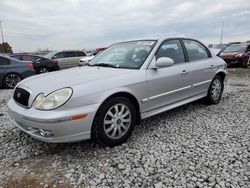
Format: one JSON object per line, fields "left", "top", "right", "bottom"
{"left": 11, "top": 54, "right": 60, "bottom": 74}
{"left": 219, "top": 43, "right": 250, "bottom": 67}
{"left": 243, "top": 51, "right": 250, "bottom": 69}
{"left": 0, "top": 55, "right": 35, "bottom": 88}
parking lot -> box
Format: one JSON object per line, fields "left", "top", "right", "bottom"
{"left": 0, "top": 68, "right": 249, "bottom": 188}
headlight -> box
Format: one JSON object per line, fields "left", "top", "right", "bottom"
{"left": 235, "top": 53, "right": 243, "bottom": 57}
{"left": 33, "top": 88, "right": 73, "bottom": 110}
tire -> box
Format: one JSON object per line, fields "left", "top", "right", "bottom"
{"left": 38, "top": 66, "right": 49, "bottom": 74}
{"left": 92, "top": 96, "right": 136, "bottom": 146}
{"left": 205, "top": 75, "right": 224, "bottom": 104}
{"left": 243, "top": 59, "right": 248, "bottom": 69}
{"left": 3, "top": 73, "right": 22, "bottom": 89}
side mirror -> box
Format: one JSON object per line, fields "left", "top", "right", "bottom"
{"left": 155, "top": 57, "right": 174, "bottom": 68}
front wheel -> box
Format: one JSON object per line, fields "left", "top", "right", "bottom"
{"left": 205, "top": 75, "right": 224, "bottom": 104}
{"left": 92, "top": 97, "right": 136, "bottom": 146}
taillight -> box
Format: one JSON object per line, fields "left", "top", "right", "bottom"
{"left": 52, "top": 60, "right": 58, "bottom": 64}
{"left": 27, "top": 63, "right": 33, "bottom": 70}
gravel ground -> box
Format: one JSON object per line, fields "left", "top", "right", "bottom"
{"left": 0, "top": 69, "right": 250, "bottom": 188}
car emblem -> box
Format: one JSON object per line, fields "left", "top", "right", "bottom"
{"left": 17, "top": 92, "right": 21, "bottom": 98}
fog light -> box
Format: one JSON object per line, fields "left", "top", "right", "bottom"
{"left": 39, "top": 129, "right": 54, "bottom": 137}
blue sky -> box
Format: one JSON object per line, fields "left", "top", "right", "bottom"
{"left": 0, "top": 0, "right": 250, "bottom": 52}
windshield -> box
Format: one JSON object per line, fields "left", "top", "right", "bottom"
{"left": 88, "top": 40, "right": 157, "bottom": 69}
{"left": 44, "top": 51, "right": 58, "bottom": 59}
{"left": 223, "top": 44, "right": 247, "bottom": 53}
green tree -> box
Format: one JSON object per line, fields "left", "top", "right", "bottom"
{"left": 0, "top": 42, "right": 13, "bottom": 53}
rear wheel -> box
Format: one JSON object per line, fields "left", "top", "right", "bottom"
{"left": 205, "top": 75, "right": 224, "bottom": 104}
{"left": 92, "top": 97, "right": 136, "bottom": 146}
{"left": 38, "top": 66, "right": 49, "bottom": 74}
{"left": 3, "top": 73, "right": 22, "bottom": 89}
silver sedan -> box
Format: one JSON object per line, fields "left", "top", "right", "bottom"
{"left": 7, "top": 37, "right": 227, "bottom": 146}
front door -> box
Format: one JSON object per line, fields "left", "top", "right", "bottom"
{"left": 144, "top": 39, "right": 191, "bottom": 112}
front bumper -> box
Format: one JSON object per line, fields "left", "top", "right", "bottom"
{"left": 7, "top": 99, "right": 100, "bottom": 143}
{"left": 222, "top": 58, "right": 243, "bottom": 66}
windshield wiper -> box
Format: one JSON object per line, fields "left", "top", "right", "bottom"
{"left": 91, "top": 63, "right": 118, "bottom": 68}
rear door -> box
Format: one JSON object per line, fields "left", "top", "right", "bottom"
{"left": 63, "top": 51, "right": 78, "bottom": 68}
{"left": 181, "top": 39, "right": 215, "bottom": 97}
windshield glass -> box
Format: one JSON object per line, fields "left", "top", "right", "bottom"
{"left": 44, "top": 51, "right": 58, "bottom": 59}
{"left": 223, "top": 44, "right": 247, "bottom": 53}
{"left": 88, "top": 40, "right": 157, "bottom": 69}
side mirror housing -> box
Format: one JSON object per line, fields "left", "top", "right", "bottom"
{"left": 155, "top": 57, "right": 174, "bottom": 68}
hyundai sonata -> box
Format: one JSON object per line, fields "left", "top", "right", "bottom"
{"left": 7, "top": 37, "right": 227, "bottom": 146}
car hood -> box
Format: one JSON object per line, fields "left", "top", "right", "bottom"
{"left": 220, "top": 52, "right": 241, "bottom": 57}
{"left": 18, "top": 66, "right": 136, "bottom": 94}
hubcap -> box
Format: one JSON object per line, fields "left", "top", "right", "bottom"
{"left": 5, "top": 74, "right": 21, "bottom": 88}
{"left": 211, "top": 79, "right": 222, "bottom": 100}
{"left": 104, "top": 103, "right": 131, "bottom": 139}
{"left": 39, "top": 67, "right": 48, "bottom": 73}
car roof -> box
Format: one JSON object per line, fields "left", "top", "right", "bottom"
{"left": 60, "top": 50, "right": 85, "bottom": 52}
{"left": 0, "top": 54, "right": 23, "bottom": 62}
{"left": 114, "top": 37, "right": 204, "bottom": 45}
{"left": 11, "top": 53, "right": 42, "bottom": 57}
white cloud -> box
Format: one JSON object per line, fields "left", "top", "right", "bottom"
{"left": 0, "top": 0, "right": 249, "bottom": 52}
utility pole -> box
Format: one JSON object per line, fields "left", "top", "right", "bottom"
{"left": 220, "top": 21, "right": 224, "bottom": 45}
{"left": 0, "top": 20, "right": 5, "bottom": 44}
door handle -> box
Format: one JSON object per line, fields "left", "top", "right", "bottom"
{"left": 180, "top": 70, "right": 188, "bottom": 75}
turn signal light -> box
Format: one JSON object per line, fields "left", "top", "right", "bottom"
{"left": 52, "top": 60, "right": 58, "bottom": 64}
{"left": 71, "top": 114, "right": 88, "bottom": 121}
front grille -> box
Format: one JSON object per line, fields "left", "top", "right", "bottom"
{"left": 14, "top": 87, "right": 30, "bottom": 107}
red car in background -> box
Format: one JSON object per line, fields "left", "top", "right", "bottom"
{"left": 219, "top": 43, "right": 250, "bottom": 68}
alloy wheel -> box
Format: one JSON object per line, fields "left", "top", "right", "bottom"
{"left": 211, "top": 79, "right": 222, "bottom": 101}
{"left": 103, "top": 103, "right": 131, "bottom": 139}
{"left": 5, "top": 74, "right": 21, "bottom": 88}
{"left": 39, "top": 67, "right": 49, "bottom": 73}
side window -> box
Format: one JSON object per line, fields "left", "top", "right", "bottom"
{"left": 12, "top": 55, "right": 22, "bottom": 60}
{"left": 75, "top": 51, "right": 86, "bottom": 57}
{"left": 156, "top": 40, "right": 185, "bottom": 64}
{"left": 52, "top": 52, "right": 65, "bottom": 59}
{"left": 34, "top": 56, "right": 41, "bottom": 60}
{"left": 0, "top": 57, "right": 11, "bottom": 65}
{"left": 183, "top": 40, "right": 209, "bottom": 61}
{"left": 22, "top": 56, "right": 35, "bottom": 61}
{"left": 64, "top": 52, "right": 76, "bottom": 58}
